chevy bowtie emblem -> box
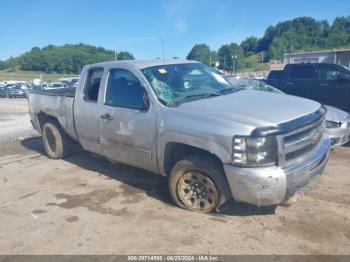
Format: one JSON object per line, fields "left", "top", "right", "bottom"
{"left": 311, "top": 128, "right": 322, "bottom": 143}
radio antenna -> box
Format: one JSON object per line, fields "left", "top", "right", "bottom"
{"left": 161, "top": 39, "right": 165, "bottom": 64}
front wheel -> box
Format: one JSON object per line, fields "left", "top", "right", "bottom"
{"left": 168, "top": 155, "right": 228, "bottom": 213}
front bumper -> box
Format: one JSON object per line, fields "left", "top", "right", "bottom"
{"left": 326, "top": 122, "right": 350, "bottom": 148}
{"left": 223, "top": 136, "right": 331, "bottom": 206}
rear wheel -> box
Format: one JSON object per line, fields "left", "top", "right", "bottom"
{"left": 168, "top": 155, "right": 227, "bottom": 213}
{"left": 42, "top": 120, "right": 73, "bottom": 159}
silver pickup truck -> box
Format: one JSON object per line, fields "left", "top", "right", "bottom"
{"left": 28, "top": 59, "right": 331, "bottom": 213}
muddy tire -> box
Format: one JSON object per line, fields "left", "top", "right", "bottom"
{"left": 42, "top": 120, "right": 73, "bottom": 159}
{"left": 168, "top": 155, "right": 228, "bottom": 213}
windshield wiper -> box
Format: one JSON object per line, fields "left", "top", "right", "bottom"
{"left": 218, "top": 86, "right": 245, "bottom": 94}
{"left": 173, "top": 92, "right": 222, "bottom": 106}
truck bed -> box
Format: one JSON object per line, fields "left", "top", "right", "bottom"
{"left": 29, "top": 87, "right": 76, "bottom": 97}
{"left": 27, "top": 88, "right": 78, "bottom": 141}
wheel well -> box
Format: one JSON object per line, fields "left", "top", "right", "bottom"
{"left": 163, "top": 142, "right": 223, "bottom": 176}
{"left": 36, "top": 112, "right": 58, "bottom": 131}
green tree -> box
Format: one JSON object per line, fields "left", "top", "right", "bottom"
{"left": 217, "top": 43, "right": 245, "bottom": 72}
{"left": 6, "top": 44, "right": 134, "bottom": 74}
{"left": 186, "top": 44, "right": 211, "bottom": 65}
{"left": 332, "top": 17, "right": 350, "bottom": 35}
{"left": 117, "top": 51, "right": 135, "bottom": 60}
{"left": 240, "top": 36, "right": 258, "bottom": 56}
{"left": 253, "top": 16, "right": 350, "bottom": 60}
{"left": 210, "top": 51, "right": 218, "bottom": 66}
{"left": 217, "top": 45, "right": 232, "bottom": 72}
{"left": 0, "top": 60, "right": 6, "bottom": 70}
{"left": 229, "top": 43, "right": 245, "bottom": 71}
{"left": 6, "top": 57, "right": 17, "bottom": 71}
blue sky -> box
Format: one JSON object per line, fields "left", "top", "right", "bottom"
{"left": 0, "top": 0, "right": 349, "bottom": 60}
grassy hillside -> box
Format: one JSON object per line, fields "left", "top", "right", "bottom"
{"left": 0, "top": 69, "right": 76, "bottom": 82}
{"left": 240, "top": 53, "right": 270, "bottom": 72}
{"left": 1, "top": 43, "right": 134, "bottom": 76}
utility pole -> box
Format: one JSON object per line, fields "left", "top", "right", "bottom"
{"left": 223, "top": 56, "right": 226, "bottom": 73}
{"left": 40, "top": 72, "right": 42, "bottom": 90}
{"left": 114, "top": 47, "right": 117, "bottom": 61}
{"left": 261, "top": 51, "right": 264, "bottom": 75}
{"left": 232, "top": 55, "right": 234, "bottom": 74}
{"left": 232, "top": 54, "right": 237, "bottom": 75}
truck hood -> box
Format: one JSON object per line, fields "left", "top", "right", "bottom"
{"left": 177, "top": 90, "right": 321, "bottom": 128}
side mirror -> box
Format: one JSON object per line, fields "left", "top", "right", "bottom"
{"left": 142, "top": 92, "right": 150, "bottom": 111}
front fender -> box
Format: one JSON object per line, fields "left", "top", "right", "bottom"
{"left": 157, "top": 130, "right": 232, "bottom": 175}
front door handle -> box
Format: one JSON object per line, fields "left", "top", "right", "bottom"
{"left": 319, "top": 83, "right": 328, "bottom": 87}
{"left": 285, "top": 82, "right": 294, "bottom": 85}
{"left": 100, "top": 113, "right": 113, "bottom": 120}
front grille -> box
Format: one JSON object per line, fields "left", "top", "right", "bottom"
{"left": 278, "top": 117, "right": 325, "bottom": 167}
{"left": 285, "top": 143, "right": 315, "bottom": 161}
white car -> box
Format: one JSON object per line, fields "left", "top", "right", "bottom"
{"left": 324, "top": 105, "right": 350, "bottom": 148}
{"left": 45, "top": 82, "right": 65, "bottom": 90}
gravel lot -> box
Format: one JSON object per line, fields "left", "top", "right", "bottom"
{"left": 0, "top": 99, "right": 349, "bottom": 255}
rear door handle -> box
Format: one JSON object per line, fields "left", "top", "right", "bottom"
{"left": 285, "top": 82, "right": 294, "bottom": 85}
{"left": 319, "top": 83, "right": 328, "bottom": 87}
{"left": 100, "top": 113, "right": 113, "bottom": 120}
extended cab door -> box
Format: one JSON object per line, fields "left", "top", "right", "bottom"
{"left": 74, "top": 67, "right": 105, "bottom": 155}
{"left": 280, "top": 64, "right": 318, "bottom": 100}
{"left": 317, "top": 64, "right": 350, "bottom": 112}
{"left": 98, "top": 67, "right": 158, "bottom": 173}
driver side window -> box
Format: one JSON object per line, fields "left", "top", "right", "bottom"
{"left": 105, "top": 69, "right": 147, "bottom": 110}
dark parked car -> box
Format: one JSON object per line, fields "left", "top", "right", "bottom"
{"left": 225, "top": 78, "right": 350, "bottom": 149}
{"left": 0, "top": 87, "right": 7, "bottom": 97}
{"left": 265, "top": 63, "right": 350, "bottom": 112}
{"left": 0, "top": 86, "right": 12, "bottom": 98}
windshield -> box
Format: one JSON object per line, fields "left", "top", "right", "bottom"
{"left": 225, "top": 78, "right": 284, "bottom": 94}
{"left": 142, "top": 63, "right": 236, "bottom": 106}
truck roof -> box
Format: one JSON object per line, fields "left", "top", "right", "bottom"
{"left": 86, "top": 59, "right": 200, "bottom": 70}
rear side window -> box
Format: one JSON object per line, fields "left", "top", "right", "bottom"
{"left": 289, "top": 66, "right": 315, "bottom": 79}
{"left": 105, "top": 69, "right": 146, "bottom": 109}
{"left": 84, "top": 68, "right": 103, "bottom": 102}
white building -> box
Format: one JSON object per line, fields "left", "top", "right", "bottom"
{"left": 284, "top": 49, "right": 350, "bottom": 68}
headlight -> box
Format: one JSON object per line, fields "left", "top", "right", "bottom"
{"left": 326, "top": 121, "right": 341, "bottom": 129}
{"left": 233, "top": 136, "right": 277, "bottom": 167}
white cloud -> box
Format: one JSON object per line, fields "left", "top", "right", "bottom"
{"left": 175, "top": 19, "right": 188, "bottom": 33}
{"left": 164, "top": 0, "right": 189, "bottom": 34}
{"left": 165, "top": 0, "right": 186, "bottom": 19}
